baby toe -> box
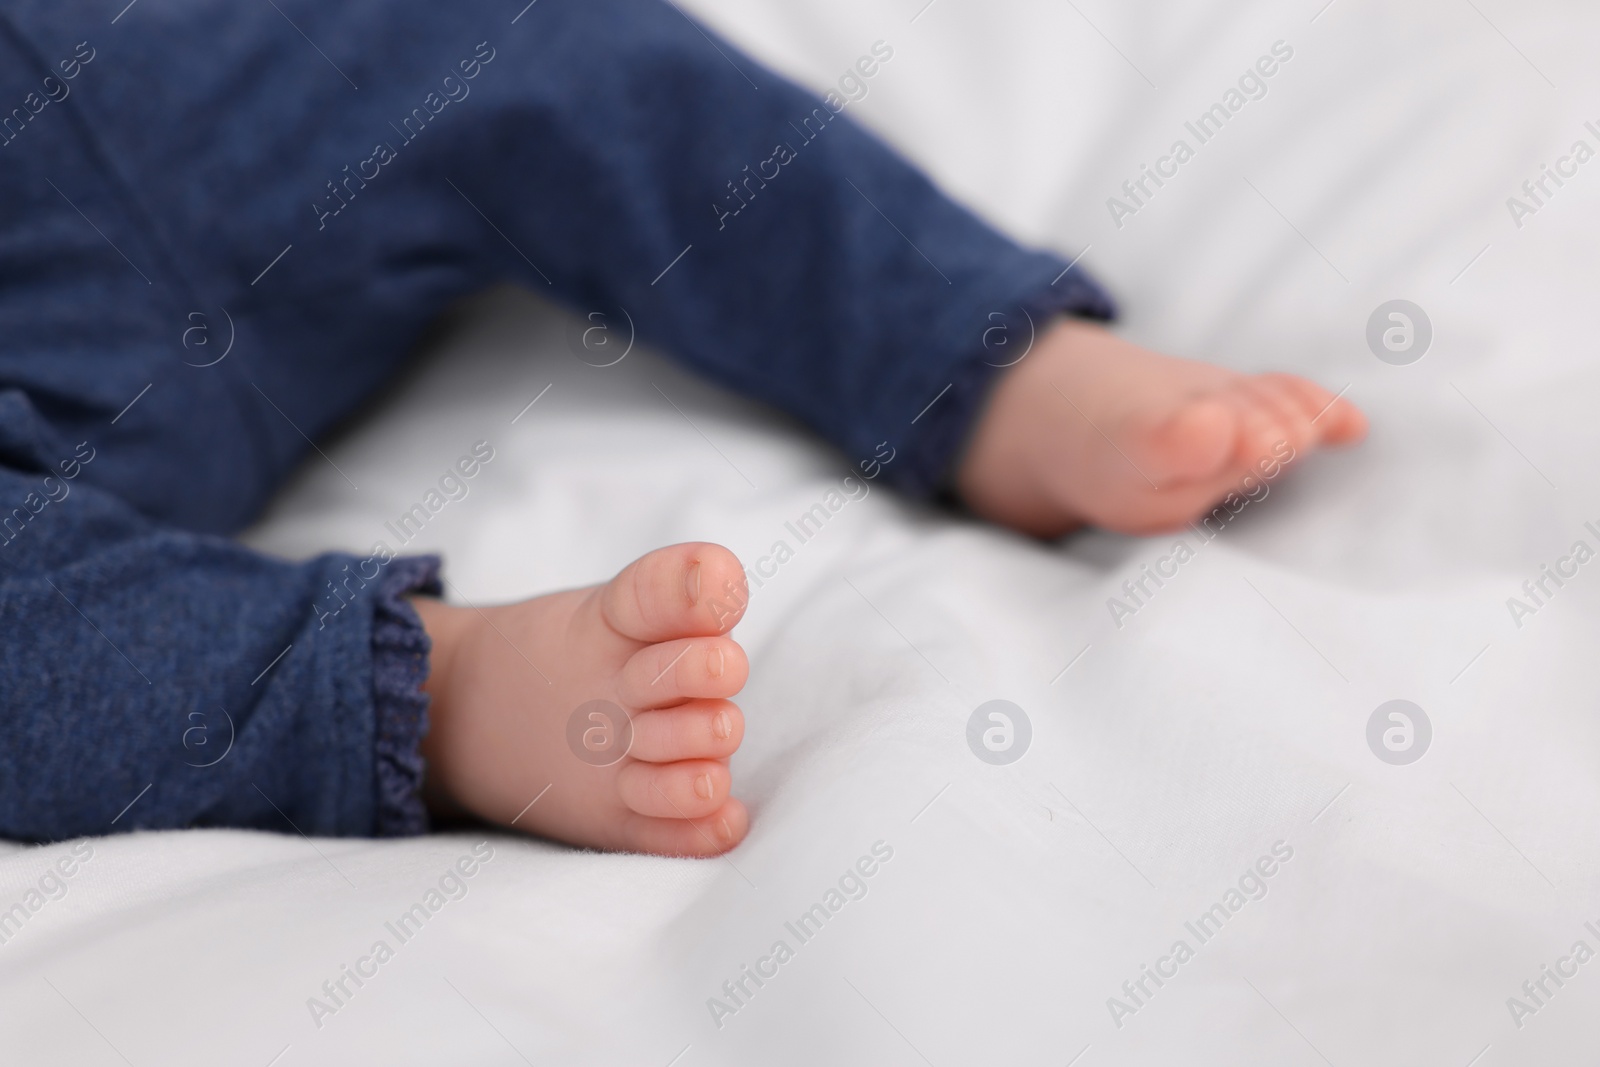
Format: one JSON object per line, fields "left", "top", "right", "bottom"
{"left": 1268, "top": 374, "right": 1367, "bottom": 446}
{"left": 1238, "top": 377, "right": 1316, "bottom": 458}
{"left": 616, "top": 757, "right": 731, "bottom": 819}
{"left": 1134, "top": 396, "right": 1237, "bottom": 483}
{"left": 1324, "top": 400, "right": 1369, "bottom": 444}
{"left": 1224, "top": 388, "right": 1292, "bottom": 469}
{"left": 619, "top": 798, "right": 749, "bottom": 857}
{"left": 601, "top": 542, "right": 749, "bottom": 642}
{"left": 617, "top": 636, "right": 748, "bottom": 708}
{"left": 628, "top": 699, "right": 744, "bottom": 762}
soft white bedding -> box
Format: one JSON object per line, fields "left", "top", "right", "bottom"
{"left": 5, "top": 1, "right": 1600, "bottom": 1062}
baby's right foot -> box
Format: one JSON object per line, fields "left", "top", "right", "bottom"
{"left": 412, "top": 543, "right": 751, "bottom": 856}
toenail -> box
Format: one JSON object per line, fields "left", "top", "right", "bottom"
{"left": 717, "top": 817, "right": 732, "bottom": 842}
{"left": 712, "top": 710, "right": 731, "bottom": 740}
{"left": 708, "top": 645, "right": 725, "bottom": 679}
{"left": 694, "top": 774, "right": 714, "bottom": 799}
{"left": 685, "top": 562, "right": 701, "bottom": 604}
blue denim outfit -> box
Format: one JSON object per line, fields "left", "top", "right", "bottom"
{"left": 0, "top": 0, "right": 1112, "bottom": 840}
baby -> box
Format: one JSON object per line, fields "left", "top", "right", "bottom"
{"left": 0, "top": 0, "right": 1362, "bottom": 853}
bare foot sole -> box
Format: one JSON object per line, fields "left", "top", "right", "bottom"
{"left": 413, "top": 542, "right": 751, "bottom": 856}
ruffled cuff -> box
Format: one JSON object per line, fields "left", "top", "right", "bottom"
{"left": 370, "top": 554, "right": 443, "bottom": 837}
{"left": 895, "top": 264, "right": 1118, "bottom": 499}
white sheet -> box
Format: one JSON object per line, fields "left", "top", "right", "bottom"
{"left": 5, "top": 1, "right": 1600, "bottom": 1062}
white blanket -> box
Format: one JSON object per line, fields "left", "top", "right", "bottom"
{"left": 5, "top": 1, "right": 1599, "bottom": 1062}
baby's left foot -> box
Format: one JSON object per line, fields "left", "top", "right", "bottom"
{"left": 956, "top": 319, "right": 1367, "bottom": 537}
{"left": 412, "top": 543, "right": 751, "bottom": 856}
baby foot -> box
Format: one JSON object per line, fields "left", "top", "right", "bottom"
{"left": 956, "top": 319, "right": 1367, "bottom": 537}
{"left": 412, "top": 543, "right": 751, "bottom": 856}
